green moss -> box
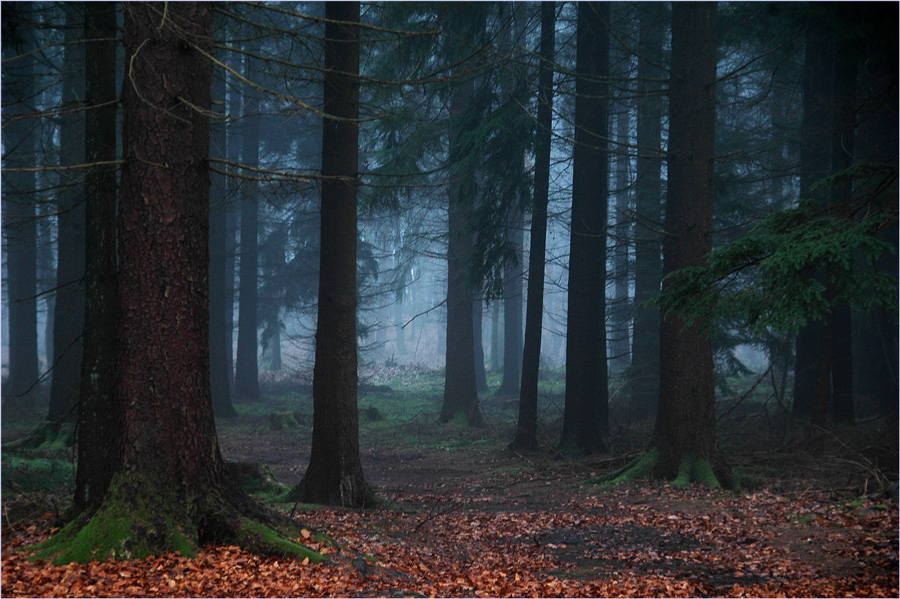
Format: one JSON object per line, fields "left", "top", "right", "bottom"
{"left": 1, "top": 454, "right": 74, "bottom": 492}
{"left": 671, "top": 454, "right": 721, "bottom": 489}
{"left": 236, "top": 519, "right": 324, "bottom": 563}
{"left": 591, "top": 448, "right": 659, "bottom": 487}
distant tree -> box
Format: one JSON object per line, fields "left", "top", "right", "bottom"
{"left": 473, "top": 298, "right": 489, "bottom": 392}
{"left": 629, "top": 1, "right": 666, "bottom": 419}
{"left": 511, "top": 0, "right": 556, "bottom": 452}
{"left": 74, "top": 0, "right": 118, "bottom": 513}
{"left": 47, "top": 3, "right": 86, "bottom": 424}
{"left": 2, "top": 9, "right": 40, "bottom": 402}
{"left": 560, "top": 1, "right": 609, "bottom": 454}
{"left": 287, "top": 1, "right": 375, "bottom": 507}
{"left": 495, "top": 221, "right": 523, "bottom": 397}
{"left": 234, "top": 36, "right": 262, "bottom": 402}
{"left": 39, "top": 2, "right": 318, "bottom": 564}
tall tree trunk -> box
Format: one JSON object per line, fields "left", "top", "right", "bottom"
{"left": 210, "top": 42, "right": 237, "bottom": 418}
{"left": 289, "top": 1, "right": 375, "bottom": 508}
{"left": 234, "top": 37, "right": 261, "bottom": 402}
{"left": 629, "top": 1, "right": 666, "bottom": 419}
{"left": 225, "top": 50, "right": 242, "bottom": 393}
{"left": 2, "top": 18, "right": 40, "bottom": 402}
{"left": 473, "top": 297, "right": 489, "bottom": 392}
{"left": 651, "top": 2, "right": 725, "bottom": 485}
{"left": 439, "top": 71, "right": 484, "bottom": 427}
{"left": 48, "top": 3, "right": 86, "bottom": 424}
{"left": 512, "top": 1, "right": 555, "bottom": 452}
{"left": 43, "top": 3, "right": 316, "bottom": 564}
{"left": 74, "top": 0, "right": 118, "bottom": 513}
{"left": 829, "top": 28, "right": 858, "bottom": 427}
{"left": 793, "top": 17, "right": 834, "bottom": 418}
{"left": 496, "top": 220, "right": 523, "bottom": 396}
{"left": 560, "top": 2, "right": 609, "bottom": 454}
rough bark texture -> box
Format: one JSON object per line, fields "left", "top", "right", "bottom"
{"left": 234, "top": 36, "right": 262, "bottom": 403}
{"left": 792, "top": 18, "right": 834, "bottom": 418}
{"left": 439, "top": 71, "right": 484, "bottom": 428}
{"left": 560, "top": 2, "right": 609, "bottom": 454}
{"left": 289, "top": 1, "right": 375, "bottom": 508}
{"left": 629, "top": 1, "right": 666, "bottom": 419}
{"left": 652, "top": 2, "right": 725, "bottom": 484}
{"left": 74, "top": 0, "right": 119, "bottom": 513}
{"left": 2, "top": 19, "right": 40, "bottom": 402}
{"left": 41, "top": 3, "right": 315, "bottom": 564}
{"left": 512, "top": 1, "right": 555, "bottom": 452}
{"left": 48, "top": 3, "right": 86, "bottom": 425}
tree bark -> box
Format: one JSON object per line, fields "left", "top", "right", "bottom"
{"left": 512, "top": 1, "right": 555, "bottom": 452}
{"left": 652, "top": 2, "right": 724, "bottom": 484}
{"left": 234, "top": 36, "right": 261, "bottom": 402}
{"left": 74, "top": 0, "right": 118, "bottom": 513}
{"left": 48, "top": 3, "right": 86, "bottom": 424}
{"left": 496, "top": 219, "right": 523, "bottom": 397}
{"left": 288, "top": 1, "right": 375, "bottom": 508}
{"left": 560, "top": 1, "right": 609, "bottom": 454}
{"left": 473, "top": 297, "right": 489, "bottom": 392}
{"left": 41, "top": 3, "right": 317, "bottom": 564}
{"left": 629, "top": 1, "right": 666, "bottom": 419}
{"left": 2, "top": 17, "right": 40, "bottom": 402}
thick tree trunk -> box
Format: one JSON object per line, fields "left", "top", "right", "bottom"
{"left": 234, "top": 37, "right": 261, "bottom": 402}
{"left": 42, "top": 3, "right": 317, "bottom": 564}
{"left": 629, "top": 1, "right": 666, "bottom": 419}
{"left": 439, "top": 71, "right": 484, "bottom": 427}
{"left": 48, "top": 3, "right": 86, "bottom": 424}
{"left": 512, "top": 1, "right": 555, "bottom": 452}
{"left": 210, "top": 47, "right": 238, "bottom": 418}
{"left": 651, "top": 2, "right": 725, "bottom": 485}
{"left": 289, "top": 1, "right": 374, "bottom": 507}
{"left": 2, "top": 21, "right": 40, "bottom": 402}
{"left": 74, "top": 1, "right": 119, "bottom": 513}
{"left": 560, "top": 2, "right": 609, "bottom": 454}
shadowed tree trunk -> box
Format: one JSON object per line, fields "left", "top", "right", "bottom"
{"left": 651, "top": 2, "right": 725, "bottom": 484}
{"left": 287, "top": 1, "right": 375, "bottom": 508}
{"left": 560, "top": 1, "right": 609, "bottom": 454}
{"left": 496, "top": 218, "right": 523, "bottom": 397}
{"left": 234, "top": 36, "right": 261, "bottom": 403}
{"left": 511, "top": 1, "right": 555, "bottom": 452}
{"left": 74, "top": 1, "right": 118, "bottom": 512}
{"left": 474, "top": 297, "right": 489, "bottom": 392}
{"left": 629, "top": 0, "right": 666, "bottom": 419}
{"left": 439, "top": 67, "right": 484, "bottom": 427}
{"left": 38, "top": 3, "right": 318, "bottom": 564}
{"left": 2, "top": 15, "right": 40, "bottom": 403}
{"left": 48, "top": 3, "right": 86, "bottom": 424}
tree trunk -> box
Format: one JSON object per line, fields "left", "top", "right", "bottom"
{"left": 288, "top": 1, "right": 375, "bottom": 508}
{"left": 793, "top": 16, "right": 834, "bottom": 418}
{"left": 2, "top": 18, "right": 40, "bottom": 402}
{"left": 512, "top": 1, "right": 555, "bottom": 452}
{"left": 651, "top": 2, "right": 725, "bottom": 485}
{"left": 74, "top": 1, "right": 118, "bottom": 513}
{"left": 473, "top": 297, "right": 489, "bottom": 392}
{"left": 496, "top": 219, "right": 523, "bottom": 397}
{"left": 48, "top": 3, "right": 86, "bottom": 424}
{"left": 225, "top": 50, "right": 242, "bottom": 394}
{"left": 560, "top": 2, "right": 609, "bottom": 454}
{"left": 439, "top": 65, "right": 484, "bottom": 427}
{"left": 41, "top": 3, "right": 318, "bottom": 565}
{"left": 210, "top": 42, "right": 238, "bottom": 418}
{"left": 234, "top": 36, "right": 261, "bottom": 402}
{"left": 629, "top": 1, "right": 666, "bottom": 419}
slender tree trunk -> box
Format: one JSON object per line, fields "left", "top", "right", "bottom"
{"left": 512, "top": 1, "right": 555, "bottom": 452}
{"left": 629, "top": 0, "right": 666, "bottom": 419}
{"left": 210, "top": 43, "right": 238, "bottom": 418}
{"left": 439, "top": 67, "right": 484, "bottom": 427}
{"left": 473, "top": 297, "right": 488, "bottom": 392}
{"left": 74, "top": 1, "right": 118, "bottom": 512}
{"left": 496, "top": 220, "right": 523, "bottom": 396}
{"left": 560, "top": 2, "right": 609, "bottom": 454}
{"left": 225, "top": 51, "right": 242, "bottom": 393}
{"left": 652, "top": 2, "right": 725, "bottom": 484}
{"left": 793, "top": 18, "right": 834, "bottom": 418}
{"left": 48, "top": 3, "right": 86, "bottom": 424}
{"left": 234, "top": 37, "right": 261, "bottom": 402}
{"left": 2, "top": 21, "right": 40, "bottom": 402}
{"left": 289, "top": 1, "right": 375, "bottom": 508}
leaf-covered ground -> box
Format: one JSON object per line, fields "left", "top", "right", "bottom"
{"left": 3, "top": 368, "right": 897, "bottom": 597}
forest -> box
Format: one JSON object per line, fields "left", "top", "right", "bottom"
{"left": 1, "top": 1, "right": 897, "bottom": 597}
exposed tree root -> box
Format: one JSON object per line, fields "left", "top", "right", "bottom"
{"left": 591, "top": 448, "right": 730, "bottom": 489}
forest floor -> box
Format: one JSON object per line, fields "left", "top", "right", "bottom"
{"left": 2, "top": 366, "right": 898, "bottom": 597}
